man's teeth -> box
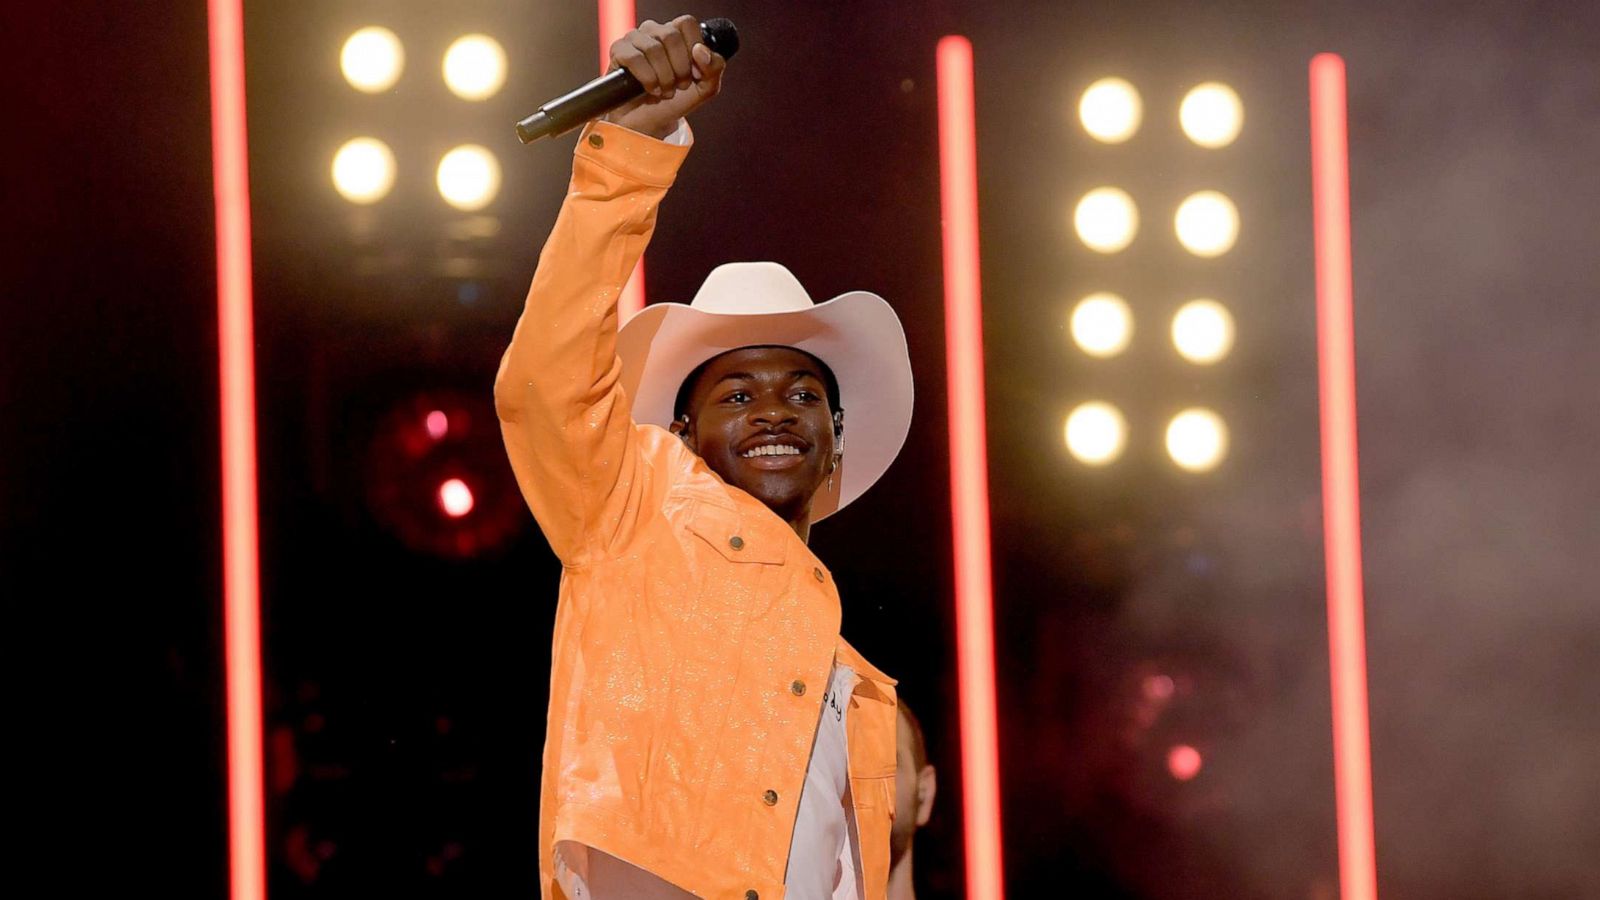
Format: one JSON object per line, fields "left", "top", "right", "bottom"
{"left": 741, "top": 444, "right": 802, "bottom": 458}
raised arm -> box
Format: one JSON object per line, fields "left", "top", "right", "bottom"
{"left": 493, "top": 17, "right": 725, "bottom": 565}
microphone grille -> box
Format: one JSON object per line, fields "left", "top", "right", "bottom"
{"left": 700, "top": 18, "right": 740, "bottom": 60}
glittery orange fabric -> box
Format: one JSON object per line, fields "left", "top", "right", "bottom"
{"left": 495, "top": 120, "right": 898, "bottom": 900}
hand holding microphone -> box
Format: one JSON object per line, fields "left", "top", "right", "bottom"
{"left": 516, "top": 16, "right": 737, "bottom": 143}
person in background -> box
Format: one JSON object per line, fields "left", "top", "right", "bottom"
{"left": 889, "top": 700, "right": 938, "bottom": 900}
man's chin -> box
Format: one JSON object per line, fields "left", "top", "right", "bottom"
{"left": 706, "top": 459, "right": 819, "bottom": 515}
{"left": 734, "top": 478, "right": 816, "bottom": 518}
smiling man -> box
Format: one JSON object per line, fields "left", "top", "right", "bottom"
{"left": 493, "top": 15, "right": 914, "bottom": 900}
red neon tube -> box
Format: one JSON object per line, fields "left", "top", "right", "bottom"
{"left": 1310, "top": 52, "right": 1379, "bottom": 900}
{"left": 597, "top": 0, "right": 647, "bottom": 319}
{"left": 207, "top": 0, "right": 264, "bottom": 898}
{"left": 937, "top": 35, "right": 1006, "bottom": 900}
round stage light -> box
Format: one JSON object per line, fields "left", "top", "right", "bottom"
{"left": 1078, "top": 77, "right": 1142, "bottom": 143}
{"left": 1175, "top": 190, "right": 1239, "bottom": 257}
{"left": 437, "top": 145, "right": 501, "bottom": 211}
{"left": 1070, "top": 292, "right": 1134, "bottom": 358}
{"left": 1167, "top": 744, "right": 1203, "bottom": 781}
{"left": 1143, "top": 674, "right": 1175, "bottom": 701}
{"left": 1074, "top": 187, "right": 1139, "bottom": 253}
{"left": 332, "top": 137, "right": 396, "bottom": 204}
{"left": 442, "top": 34, "right": 507, "bottom": 101}
{"left": 1166, "top": 408, "right": 1228, "bottom": 472}
{"left": 438, "top": 478, "right": 475, "bottom": 518}
{"left": 1065, "top": 401, "right": 1128, "bottom": 466}
{"left": 341, "top": 26, "right": 404, "bottom": 93}
{"left": 1172, "top": 299, "right": 1235, "bottom": 364}
{"left": 1180, "top": 82, "right": 1243, "bottom": 148}
{"left": 425, "top": 410, "right": 449, "bottom": 440}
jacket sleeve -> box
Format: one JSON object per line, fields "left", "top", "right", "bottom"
{"left": 493, "top": 120, "right": 691, "bottom": 566}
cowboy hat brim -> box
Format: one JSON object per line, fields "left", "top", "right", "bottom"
{"left": 616, "top": 291, "right": 913, "bottom": 521}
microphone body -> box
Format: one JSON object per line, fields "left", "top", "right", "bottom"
{"left": 515, "top": 18, "right": 739, "bottom": 144}
{"left": 516, "top": 68, "right": 647, "bottom": 143}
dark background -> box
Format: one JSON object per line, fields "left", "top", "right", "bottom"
{"left": 7, "top": 1, "right": 1598, "bottom": 897}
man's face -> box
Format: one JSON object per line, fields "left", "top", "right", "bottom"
{"left": 675, "top": 346, "right": 839, "bottom": 524}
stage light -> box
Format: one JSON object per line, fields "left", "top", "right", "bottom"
{"left": 367, "top": 391, "right": 526, "bottom": 558}
{"left": 1069, "top": 292, "right": 1133, "bottom": 358}
{"left": 425, "top": 410, "right": 449, "bottom": 440}
{"left": 939, "top": 37, "right": 1006, "bottom": 900}
{"left": 210, "top": 1, "right": 264, "bottom": 894}
{"left": 332, "top": 137, "right": 396, "bottom": 204}
{"left": 438, "top": 478, "right": 474, "bottom": 518}
{"left": 1078, "top": 77, "right": 1142, "bottom": 143}
{"left": 1172, "top": 299, "right": 1235, "bottom": 364}
{"left": 341, "top": 26, "right": 404, "bottom": 93}
{"left": 1064, "top": 401, "right": 1127, "bottom": 466}
{"left": 442, "top": 34, "right": 507, "bottom": 101}
{"left": 1180, "top": 82, "right": 1243, "bottom": 148}
{"left": 1143, "top": 674, "right": 1175, "bottom": 701}
{"left": 1175, "top": 190, "right": 1239, "bottom": 257}
{"left": 1074, "top": 187, "right": 1138, "bottom": 253}
{"left": 1166, "top": 408, "right": 1228, "bottom": 472}
{"left": 1167, "top": 744, "right": 1203, "bottom": 781}
{"left": 436, "top": 145, "right": 501, "bottom": 211}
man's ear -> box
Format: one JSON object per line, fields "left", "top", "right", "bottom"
{"left": 669, "top": 414, "right": 694, "bottom": 447}
{"left": 914, "top": 764, "right": 937, "bottom": 827}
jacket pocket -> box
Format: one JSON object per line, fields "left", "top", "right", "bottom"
{"left": 850, "top": 772, "right": 897, "bottom": 814}
{"left": 684, "top": 501, "right": 788, "bottom": 565}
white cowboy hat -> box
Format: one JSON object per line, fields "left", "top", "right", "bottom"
{"left": 616, "top": 261, "right": 913, "bottom": 521}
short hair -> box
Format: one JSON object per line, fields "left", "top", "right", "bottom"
{"left": 672, "top": 345, "right": 841, "bottom": 421}
{"left": 898, "top": 698, "right": 929, "bottom": 770}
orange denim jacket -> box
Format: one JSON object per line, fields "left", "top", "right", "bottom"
{"left": 494, "top": 120, "right": 899, "bottom": 900}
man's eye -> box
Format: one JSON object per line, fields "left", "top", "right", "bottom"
{"left": 724, "top": 391, "right": 751, "bottom": 403}
{"left": 791, "top": 390, "right": 820, "bottom": 402}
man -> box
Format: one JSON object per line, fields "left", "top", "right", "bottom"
{"left": 494, "top": 16, "right": 915, "bottom": 900}
{"left": 888, "top": 702, "right": 938, "bottom": 900}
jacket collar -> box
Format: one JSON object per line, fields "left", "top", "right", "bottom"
{"left": 836, "top": 635, "right": 897, "bottom": 692}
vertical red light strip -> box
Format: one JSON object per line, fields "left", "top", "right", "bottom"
{"left": 598, "top": 0, "right": 647, "bottom": 319}
{"left": 936, "top": 35, "right": 1006, "bottom": 900}
{"left": 1310, "top": 52, "right": 1379, "bottom": 900}
{"left": 207, "top": 0, "right": 263, "bottom": 898}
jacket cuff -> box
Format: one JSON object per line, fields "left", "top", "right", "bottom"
{"left": 574, "top": 119, "right": 693, "bottom": 188}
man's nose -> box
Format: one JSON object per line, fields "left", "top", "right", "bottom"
{"left": 750, "top": 400, "right": 798, "bottom": 426}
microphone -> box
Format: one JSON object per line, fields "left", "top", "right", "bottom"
{"left": 515, "top": 18, "right": 740, "bottom": 144}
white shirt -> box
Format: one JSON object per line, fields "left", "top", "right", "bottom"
{"left": 555, "top": 661, "right": 863, "bottom": 899}
{"left": 785, "top": 662, "right": 862, "bottom": 899}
